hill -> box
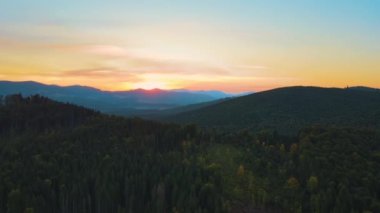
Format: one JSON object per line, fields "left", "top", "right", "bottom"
{"left": 0, "top": 94, "right": 98, "bottom": 134}
{"left": 167, "top": 86, "right": 380, "bottom": 134}
{"left": 1, "top": 95, "right": 379, "bottom": 212}
{"left": 348, "top": 86, "right": 380, "bottom": 93}
{"left": 0, "top": 81, "right": 232, "bottom": 114}
{"left": 117, "top": 98, "right": 231, "bottom": 118}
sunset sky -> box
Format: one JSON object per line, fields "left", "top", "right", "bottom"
{"left": 0, "top": 0, "right": 379, "bottom": 92}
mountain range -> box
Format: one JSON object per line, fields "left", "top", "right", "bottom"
{"left": 2, "top": 80, "right": 379, "bottom": 134}
{"left": 0, "top": 81, "right": 235, "bottom": 114}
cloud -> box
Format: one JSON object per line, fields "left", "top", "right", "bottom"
{"left": 61, "top": 68, "right": 142, "bottom": 82}
{"left": 61, "top": 44, "right": 233, "bottom": 75}
{"left": 234, "top": 65, "right": 269, "bottom": 71}
{"left": 50, "top": 44, "right": 284, "bottom": 92}
{"left": 53, "top": 44, "right": 275, "bottom": 79}
{"left": 83, "top": 45, "right": 130, "bottom": 57}
{"left": 81, "top": 45, "right": 275, "bottom": 77}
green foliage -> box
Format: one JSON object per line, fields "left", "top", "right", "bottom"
{"left": 0, "top": 95, "right": 379, "bottom": 212}
{"left": 307, "top": 176, "right": 318, "bottom": 193}
{"left": 287, "top": 177, "right": 300, "bottom": 190}
{"left": 167, "top": 87, "right": 380, "bottom": 134}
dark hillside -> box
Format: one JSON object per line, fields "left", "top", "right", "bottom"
{"left": 168, "top": 86, "right": 380, "bottom": 134}
{"left": 0, "top": 95, "right": 379, "bottom": 212}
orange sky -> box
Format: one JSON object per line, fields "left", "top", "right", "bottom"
{"left": 0, "top": 1, "right": 379, "bottom": 92}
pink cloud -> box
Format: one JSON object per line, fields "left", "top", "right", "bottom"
{"left": 61, "top": 68, "right": 142, "bottom": 82}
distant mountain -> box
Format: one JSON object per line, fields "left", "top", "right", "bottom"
{"left": 347, "top": 86, "right": 380, "bottom": 93}
{"left": 166, "top": 86, "right": 380, "bottom": 134}
{"left": 0, "top": 81, "right": 234, "bottom": 114}
{"left": 118, "top": 97, "right": 231, "bottom": 118}
{"left": 173, "top": 89, "right": 232, "bottom": 99}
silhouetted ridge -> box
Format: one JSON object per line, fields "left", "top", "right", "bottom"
{"left": 0, "top": 81, "right": 233, "bottom": 114}
{"left": 167, "top": 86, "right": 380, "bottom": 133}
{"left": 0, "top": 94, "right": 98, "bottom": 134}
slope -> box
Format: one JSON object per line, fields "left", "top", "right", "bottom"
{"left": 167, "top": 86, "right": 380, "bottom": 134}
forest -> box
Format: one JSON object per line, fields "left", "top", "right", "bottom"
{"left": 168, "top": 87, "right": 380, "bottom": 134}
{"left": 0, "top": 94, "right": 379, "bottom": 213}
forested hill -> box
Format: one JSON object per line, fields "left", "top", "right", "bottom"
{"left": 166, "top": 86, "right": 380, "bottom": 134}
{"left": 0, "top": 94, "right": 98, "bottom": 135}
{"left": 1, "top": 95, "right": 380, "bottom": 213}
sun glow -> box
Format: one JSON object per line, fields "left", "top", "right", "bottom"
{"left": 132, "top": 81, "right": 169, "bottom": 90}
{"left": 0, "top": 1, "right": 379, "bottom": 92}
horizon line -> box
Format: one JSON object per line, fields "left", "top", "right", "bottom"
{"left": 1, "top": 79, "right": 378, "bottom": 94}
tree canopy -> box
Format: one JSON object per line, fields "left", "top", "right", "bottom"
{"left": 0, "top": 95, "right": 379, "bottom": 213}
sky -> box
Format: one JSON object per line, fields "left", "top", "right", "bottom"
{"left": 0, "top": 0, "right": 379, "bottom": 92}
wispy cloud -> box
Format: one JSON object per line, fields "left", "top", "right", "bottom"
{"left": 61, "top": 44, "right": 275, "bottom": 77}
{"left": 61, "top": 68, "right": 142, "bottom": 82}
